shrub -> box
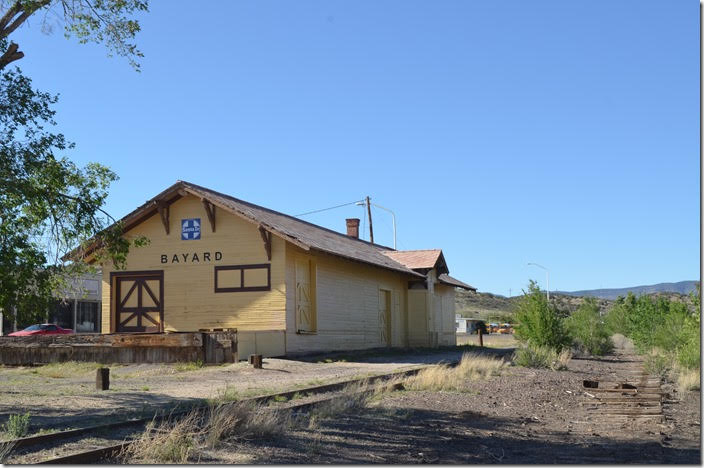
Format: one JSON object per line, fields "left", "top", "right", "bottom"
{"left": 513, "top": 280, "right": 571, "bottom": 351}
{"left": 565, "top": 298, "right": 613, "bottom": 356}
{"left": 513, "top": 343, "right": 571, "bottom": 371}
{"left": 2, "top": 413, "right": 30, "bottom": 439}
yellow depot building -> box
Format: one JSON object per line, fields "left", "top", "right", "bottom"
{"left": 85, "top": 181, "right": 475, "bottom": 358}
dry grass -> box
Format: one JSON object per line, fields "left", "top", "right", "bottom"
{"left": 204, "top": 401, "right": 289, "bottom": 448}
{"left": 404, "top": 353, "right": 508, "bottom": 392}
{"left": 123, "top": 400, "right": 291, "bottom": 462}
{"left": 0, "top": 441, "right": 15, "bottom": 463}
{"left": 31, "top": 361, "right": 103, "bottom": 379}
{"left": 676, "top": 366, "right": 700, "bottom": 393}
{"left": 122, "top": 412, "right": 202, "bottom": 464}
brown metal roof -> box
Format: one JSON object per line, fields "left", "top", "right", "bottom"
{"left": 82, "top": 181, "right": 424, "bottom": 278}
{"left": 438, "top": 273, "right": 476, "bottom": 291}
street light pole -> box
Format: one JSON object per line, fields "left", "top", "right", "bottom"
{"left": 527, "top": 262, "right": 550, "bottom": 301}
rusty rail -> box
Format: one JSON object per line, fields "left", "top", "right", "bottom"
{"left": 8, "top": 363, "right": 433, "bottom": 464}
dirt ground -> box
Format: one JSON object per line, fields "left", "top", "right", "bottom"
{"left": 1, "top": 344, "right": 700, "bottom": 464}
{"left": 199, "top": 352, "right": 700, "bottom": 464}
{"left": 0, "top": 347, "right": 474, "bottom": 431}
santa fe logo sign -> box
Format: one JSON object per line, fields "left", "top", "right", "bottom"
{"left": 181, "top": 218, "right": 201, "bottom": 240}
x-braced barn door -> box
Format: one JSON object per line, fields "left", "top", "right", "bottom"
{"left": 114, "top": 271, "right": 164, "bottom": 333}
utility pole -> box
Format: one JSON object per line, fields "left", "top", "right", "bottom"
{"left": 365, "top": 196, "right": 374, "bottom": 244}
{"left": 527, "top": 263, "right": 550, "bottom": 301}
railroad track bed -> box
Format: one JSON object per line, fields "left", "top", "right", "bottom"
{"left": 2, "top": 365, "right": 425, "bottom": 464}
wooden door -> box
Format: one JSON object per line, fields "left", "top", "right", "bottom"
{"left": 379, "top": 289, "right": 391, "bottom": 346}
{"left": 114, "top": 271, "right": 163, "bottom": 333}
{"left": 295, "top": 260, "right": 314, "bottom": 332}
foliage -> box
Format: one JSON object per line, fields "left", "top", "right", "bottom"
{"left": 564, "top": 297, "right": 613, "bottom": 356}
{"left": 0, "top": 67, "right": 148, "bottom": 324}
{"left": 0, "top": 0, "right": 148, "bottom": 70}
{"left": 513, "top": 343, "right": 571, "bottom": 371}
{"left": 513, "top": 280, "right": 571, "bottom": 351}
{"left": 605, "top": 290, "right": 700, "bottom": 371}
{"left": 2, "top": 412, "right": 29, "bottom": 438}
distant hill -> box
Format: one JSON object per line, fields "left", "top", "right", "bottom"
{"left": 557, "top": 280, "right": 699, "bottom": 300}
{"left": 455, "top": 285, "right": 697, "bottom": 321}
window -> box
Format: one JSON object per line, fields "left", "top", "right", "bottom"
{"left": 214, "top": 264, "right": 271, "bottom": 292}
{"left": 76, "top": 301, "right": 100, "bottom": 332}
{"left": 295, "top": 258, "right": 316, "bottom": 333}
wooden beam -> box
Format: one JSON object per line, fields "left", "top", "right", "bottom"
{"left": 157, "top": 202, "right": 170, "bottom": 235}
{"left": 259, "top": 226, "right": 272, "bottom": 261}
{"left": 202, "top": 199, "right": 216, "bottom": 232}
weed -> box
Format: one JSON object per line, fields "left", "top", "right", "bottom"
{"left": 122, "top": 413, "right": 201, "bottom": 463}
{"left": 2, "top": 413, "right": 30, "bottom": 439}
{"left": 273, "top": 395, "right": 288, "bottom": 403}
{"left": 141, "top": 386, "right": 150, "bottom": 392}
{"left": 204, "top": 401, "right": 289, "bottom": 448}
{"left": 174, "top": 360, "right": 204, "bottom": 372}
{"left": 513, "top": 343, "right": 571, "bottom": 371}
{"left": 644, "top": 349, "right": 673, "bottom": 378}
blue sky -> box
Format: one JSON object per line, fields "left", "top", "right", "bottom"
{"left": 11, "top": 0, "right": 699, "bottom": 295}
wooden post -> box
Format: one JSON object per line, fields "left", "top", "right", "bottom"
{"left": 478, "top": 327, "right": 484, "bottom": 347}
{"left": 96, "top": 367, "right": 110, "bottom": 390}
{"left": 249, "top": 354, "right": 263, "bottom": 369}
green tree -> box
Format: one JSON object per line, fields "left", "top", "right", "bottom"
{"left": 565, "top": 297, "right": 613, "bottom": 355}
{"left": 0, "top": 65, "right": 147, "bottom": 325}
{"left": 0, "top": 0, "right": 148, "bottom": 70}
{"left": 513, "top": 280, "right": 571, "bottom": 351}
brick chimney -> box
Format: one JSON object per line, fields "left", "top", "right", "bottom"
{"left": 346, "top": 218, "right": 360, "bottom": 239}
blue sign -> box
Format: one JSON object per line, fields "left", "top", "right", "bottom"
{"left": 181, "top": 218, "right": 201, "bottom": 240}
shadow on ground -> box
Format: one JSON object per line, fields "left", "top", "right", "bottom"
{"left": 235, "top": 406, "right": 698, "bottom": 464}
{"left": 0, "top": 391, "right": 205, "bottom": 431}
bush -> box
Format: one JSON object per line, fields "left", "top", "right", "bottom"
{"left": 2, "top": 413, "right": 30, "bottom": 439}
{"left": 513, "top": 280, "right": 571, "bottom": 351}
{"left": 605, "top": 290, "right": 700, "bottom": 371}
{"left": 565, "top": 298, "right": 613, "bottom": 356}
{"left": 513, "top": 343, "right": 571, "bottom": 371}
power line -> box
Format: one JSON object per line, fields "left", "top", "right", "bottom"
{"left": 295, "top": 200, "right": 364, "bottom": 217}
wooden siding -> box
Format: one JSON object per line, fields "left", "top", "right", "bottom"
{"left": 101, "top": 195, "right": 286, "bottom": 333}
{"left": 284, "top": 246, "right": 409, "bottom": 354}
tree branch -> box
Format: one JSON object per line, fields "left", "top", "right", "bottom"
{"left": 0, "top": 1, "right": 21, "bottom": 33}
{"left": 0, "top": 42, "right": 23, "bottom": 69}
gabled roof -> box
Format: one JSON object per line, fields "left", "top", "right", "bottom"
{"left": 382, "top": 249, "right": 476, "bottom": 291}
{"left": 381, "top": 249, "right": 447, "bottom": 273}
{"left": 80, "top": 181, "right": 424, "bottom": 278}
{"left": 438, "top": 274, "right": 476, "bottom": 291}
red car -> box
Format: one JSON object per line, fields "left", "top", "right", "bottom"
{"left": 8, "top": 324, "right": 74, "bottom": 336}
